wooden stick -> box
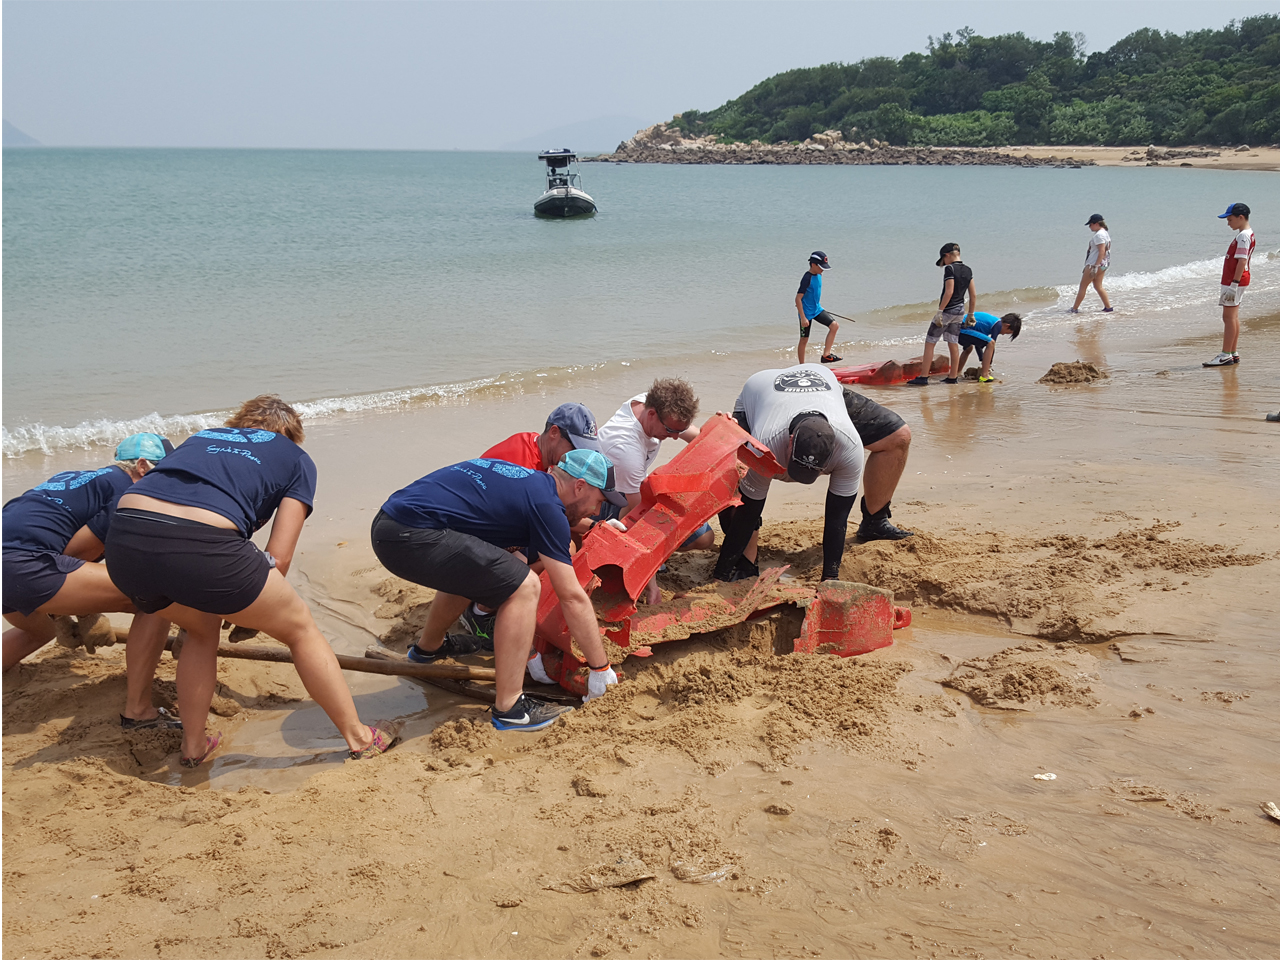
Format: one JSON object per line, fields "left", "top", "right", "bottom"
{"left": 160, "top": 635, "right": 497, "bottom": 681}
{"left": 364, "top": 646, "right": 498, "bottom": 703}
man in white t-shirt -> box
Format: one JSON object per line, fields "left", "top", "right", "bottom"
{"left": 713, "top": 364, "right": 912, "bottom": 584}
{"left": 1204, "top": 202, "right": 1255, "bottom": 367}
{"left": 595, "top": 378, "right": 714, "bottom": 602}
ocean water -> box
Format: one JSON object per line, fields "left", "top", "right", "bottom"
{"left": 3, "top": 147, "right": 1279, "bottom": 456}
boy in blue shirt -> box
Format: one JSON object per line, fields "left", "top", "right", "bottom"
{"left": 956, "top": 312, "right": 1022, "bottom": 382}
{"left": 795, "top": 251, "right": 842, "bottom": 364}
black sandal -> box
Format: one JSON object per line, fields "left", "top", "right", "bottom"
{"left": 120, "top": 707, "right": 183, "bottom": 730}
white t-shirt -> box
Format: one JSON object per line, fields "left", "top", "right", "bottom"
{"left": 597, "top": 394, "right": 661, "bottom": 496}
{"left": 1086, "top": 228, "right": 1111, "bottom": 267}
{"left": 733, "top": 365, "right": 864, "bottom": 500}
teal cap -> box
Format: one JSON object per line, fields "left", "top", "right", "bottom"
{"left": 559, "top": 449, "right": 627, "bottom": 507}
{"left": 115, "top": 433, "right": 168, "bottom": 462}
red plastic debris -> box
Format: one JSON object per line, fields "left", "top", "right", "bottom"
{"left": 793, "top": 580, "right": 898, "bottom": 657}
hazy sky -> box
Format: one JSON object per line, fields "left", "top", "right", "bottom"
{"left": 6, "top": 1, "right": 1279, "bottom": 149}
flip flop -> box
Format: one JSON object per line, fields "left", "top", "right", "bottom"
{"left": 348, "top": 720, "right": 403, "bottom": 760}
{"left": 179, "top": 732, "right": 222, "bottom": 769}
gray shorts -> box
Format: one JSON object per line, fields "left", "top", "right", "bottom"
{"left": 925, "top": 309, "right": 964, "bottom": 344}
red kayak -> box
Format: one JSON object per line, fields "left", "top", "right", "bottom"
{"left": 831, "top": 356, "right": 953, "bottom": 386}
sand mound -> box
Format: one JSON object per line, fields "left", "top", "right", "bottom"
{"left": 1039, "top": 361, "right": 1108, "bottom": 383}
{"left": 941, "top": 641, "right": 1100, "bottom": 710}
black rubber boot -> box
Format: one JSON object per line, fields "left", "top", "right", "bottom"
{"left": 856, "top": 500, "right": 914, "bottom": 542}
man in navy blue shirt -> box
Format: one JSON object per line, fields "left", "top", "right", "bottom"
{"left": 796, "top": 251, "right": 842, "bottom": 365}
{"left": 373, "top": 449, "right": 627, "bottom": 731}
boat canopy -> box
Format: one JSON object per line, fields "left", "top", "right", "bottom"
{"left": 538, "top": 149, "right": 577, "bottom": 169}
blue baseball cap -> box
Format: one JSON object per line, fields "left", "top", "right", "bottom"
{"left": 546, "top": 402, "right": 601, "bottom": 452}
{"left": 115, "top": 433, "right": 169, "bottom": 462}
{"left": 1218, "top": 202, "right": 1250, "bottom": 219}
{"left": 559, "top": 449, "right": 627, "bottom": 507}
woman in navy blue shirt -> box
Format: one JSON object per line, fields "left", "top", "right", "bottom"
{"left": 3, "top": 434, "right": 171, "bottom": 688}
{"left": 106, "top": 395, "right": 399, "bottom": 768}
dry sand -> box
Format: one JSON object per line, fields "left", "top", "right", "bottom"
{"left": 4, "top": 318, "right": 1280, "bottom": 957}
{"left": 996, "top": 144, "right": 1280, "bottom": 171}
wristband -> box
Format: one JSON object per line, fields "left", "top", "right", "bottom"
{"left": 588, "top": 662, "right": 610, "bottom": 672}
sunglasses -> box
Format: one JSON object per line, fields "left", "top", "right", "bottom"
{"left": 657, "top": 415, "right": 685, "bottom": 436}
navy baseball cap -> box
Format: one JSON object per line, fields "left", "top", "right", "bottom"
{"left": 809, "top": 251, "right": 831, "bottom": 269}
{"left": 559, "top": 449, "right": 627, "bottom": 507}
{"left": 546, "top": 402, "right": 601, "bottom": 452}
{"left": 787, "top": 414, "right": 835, "bottom": 484}
{"left": 115, "top": 433, "right": 169, "bottom": 462}
{"left": 1218, "top": 202, "right": 1250, "bottom": 219}
{"left": 936, "top": 242, "right": 960, "bottom": 267}
{"left": 1086, "top": 213, "right": 1105, "bottom": 225}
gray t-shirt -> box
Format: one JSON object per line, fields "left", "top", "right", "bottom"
{"left": 733, "top": 365, "right": 864, "bottom": 500}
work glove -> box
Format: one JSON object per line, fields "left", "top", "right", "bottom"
{"left": 604, "top": 518, "right": 628, "bottom": 532}
{"left": 584, "top": 664, "right": 618, "bottom": 702}
{"left": 1225, "top": 282, "right": 1241, "bottom": 306}
{"left": 931, "top": 310, "right": 947, "bottom": 327}
{"left": 963, "top": 313, "right": 977, "bottom": 328}
{"left": 526, "top": 651, "right": 554, "bottom": 685}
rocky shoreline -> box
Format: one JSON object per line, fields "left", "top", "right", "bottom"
{"left": 587, "top": 122, "right": 1096, "bottom": 168}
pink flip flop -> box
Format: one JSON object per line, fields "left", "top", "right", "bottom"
{"left": 179, "top": 732, "right": 222, "bottom": 769}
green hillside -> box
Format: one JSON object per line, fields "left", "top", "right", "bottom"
{"left": 669, "top": 16, "right": 1280, "bottom": 147}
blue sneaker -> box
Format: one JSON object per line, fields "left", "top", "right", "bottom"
{"left": 491, "top": 694, "right": 573, "bottom": 732}
{"left": 406, "top": 634, "right": 488, "bottom": 663}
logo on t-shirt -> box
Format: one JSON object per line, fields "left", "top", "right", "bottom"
{"left": 194, "top": 429, "right": 277, "bottom": 444}
{"left": 774, "top": 371, "right": 831, "bottom": 393}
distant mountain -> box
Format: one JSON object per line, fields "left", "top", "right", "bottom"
{"left": 4, "top": 120, "right": 41, "bottom": 146}
{"left": 501, "top": 115, "right": 649, "bottom": 154}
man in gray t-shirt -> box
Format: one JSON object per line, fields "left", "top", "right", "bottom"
{"left": 716, "top": 365, "right": 862, "bottom": 583}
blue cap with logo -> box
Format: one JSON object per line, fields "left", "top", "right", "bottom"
{"left": 115, "top": 433, "right": 170, "bottom": 463}
{"left": 558, "top": 449, "right": 627, "bottom": 507}
{"left": 546, "top": 402, "right": 601, "bottom": 452}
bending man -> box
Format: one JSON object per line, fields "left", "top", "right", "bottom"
{"left": 372, "top": 449, "right": 626, "bottom": 731}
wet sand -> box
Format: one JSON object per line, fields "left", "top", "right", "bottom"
{"left": 4, "top": 308, "right": 1280, "bottom": 957}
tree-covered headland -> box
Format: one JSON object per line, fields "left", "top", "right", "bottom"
{"left": 668, "top": 16, "right": 1280, "bottom": 147}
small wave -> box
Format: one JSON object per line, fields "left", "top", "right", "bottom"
{"left": 2, "top": 366, "right": 610, "bottom": 459}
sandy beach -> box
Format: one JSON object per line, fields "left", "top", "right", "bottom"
{"left": 4, "top": 303, "right": 1279, "bottom": 957}
{"left": 996, "top": 144, "right": 1280, "bottom": 172}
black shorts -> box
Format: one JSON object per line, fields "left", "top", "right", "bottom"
{"left": 842, "top": 388, "right": 907, "bottom": 447}
{"left": 2, "top": 548, "right": 86, "bottom": 616}
{"left": 958, "top": 333, "right": 990, "bottom": 352}
{"left": 370, "top": 511, "right": 531, "bottom": 610}
{"left": 799, "top": 310, "right": 835, "bottom": 338}
{"left": 105, "top": 508, "right": 272, "bottom": 615}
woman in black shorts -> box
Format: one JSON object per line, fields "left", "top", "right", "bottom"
{"left": 106, "top": 395, "right": 399, "bottom": 768}
{"left": 3, "top": 433, "right": 172, "bottom": 687}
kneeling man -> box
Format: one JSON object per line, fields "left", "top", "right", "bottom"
{"left": 372, "top": 450, "right": 626, "bottom": 730}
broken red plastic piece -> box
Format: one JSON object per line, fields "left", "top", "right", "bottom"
{"left": 832, "top": 356, "right": 953, "bottom": 386}
{"left": 793, "top": 580, "right": 897, "bottom": 657}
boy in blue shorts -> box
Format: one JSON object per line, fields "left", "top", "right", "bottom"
{"left": 795, "top": 251, "right": 842, "bottom": 364}
{"left": 956, "top": 312, "right": 1021, "bottom": 382}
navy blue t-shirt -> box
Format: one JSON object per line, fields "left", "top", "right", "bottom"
{"left": 132, "top": 428, "right": 317, "bottom": 537}
{"left": 381, "top": 458, "right": 572, "bottom": 565}
{"left": 2, "top": 466, "right": 133, "bottom": 553}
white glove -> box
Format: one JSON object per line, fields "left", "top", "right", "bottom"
{"left": 604, "top": 518, "right": 628, "bottom": 532}
{"left": 1227, "top": 282, "right": 1241, "bottom": 305}
{"left": 931, "top": 310, "right": 947, "bottom": 327}
{"left": 584, "top": 665, "right": 618, "bottom": 702}
{"left": 526, "top": 651, "right": 554, "bottom": 685}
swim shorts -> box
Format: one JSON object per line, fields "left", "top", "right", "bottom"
{"left": 105, "top": 508, "right": 272, "bottom": 615}
{"left": 1219, "top": 284, "right": 1246, "bottom": 307}
{"left": 371, "top": 511, "right": 531, "bottom": 610}
{"left": 958, "top": 332, "right": 991, "bottom": 353}
{"left": 842, "top": 388, "right": 907, "bottom": 447}
{"left": 2, "top": 548, "right": 86, "bottom": 616}
{"left": 925, "top": 308, "right": 964, "bottom": 344}
{"left": 799, "top": 310, "right": 836, "bottom": 338}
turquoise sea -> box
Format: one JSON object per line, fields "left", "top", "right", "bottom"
{"left": 3, "top": 147, "right": 1279, "bottom": 455}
